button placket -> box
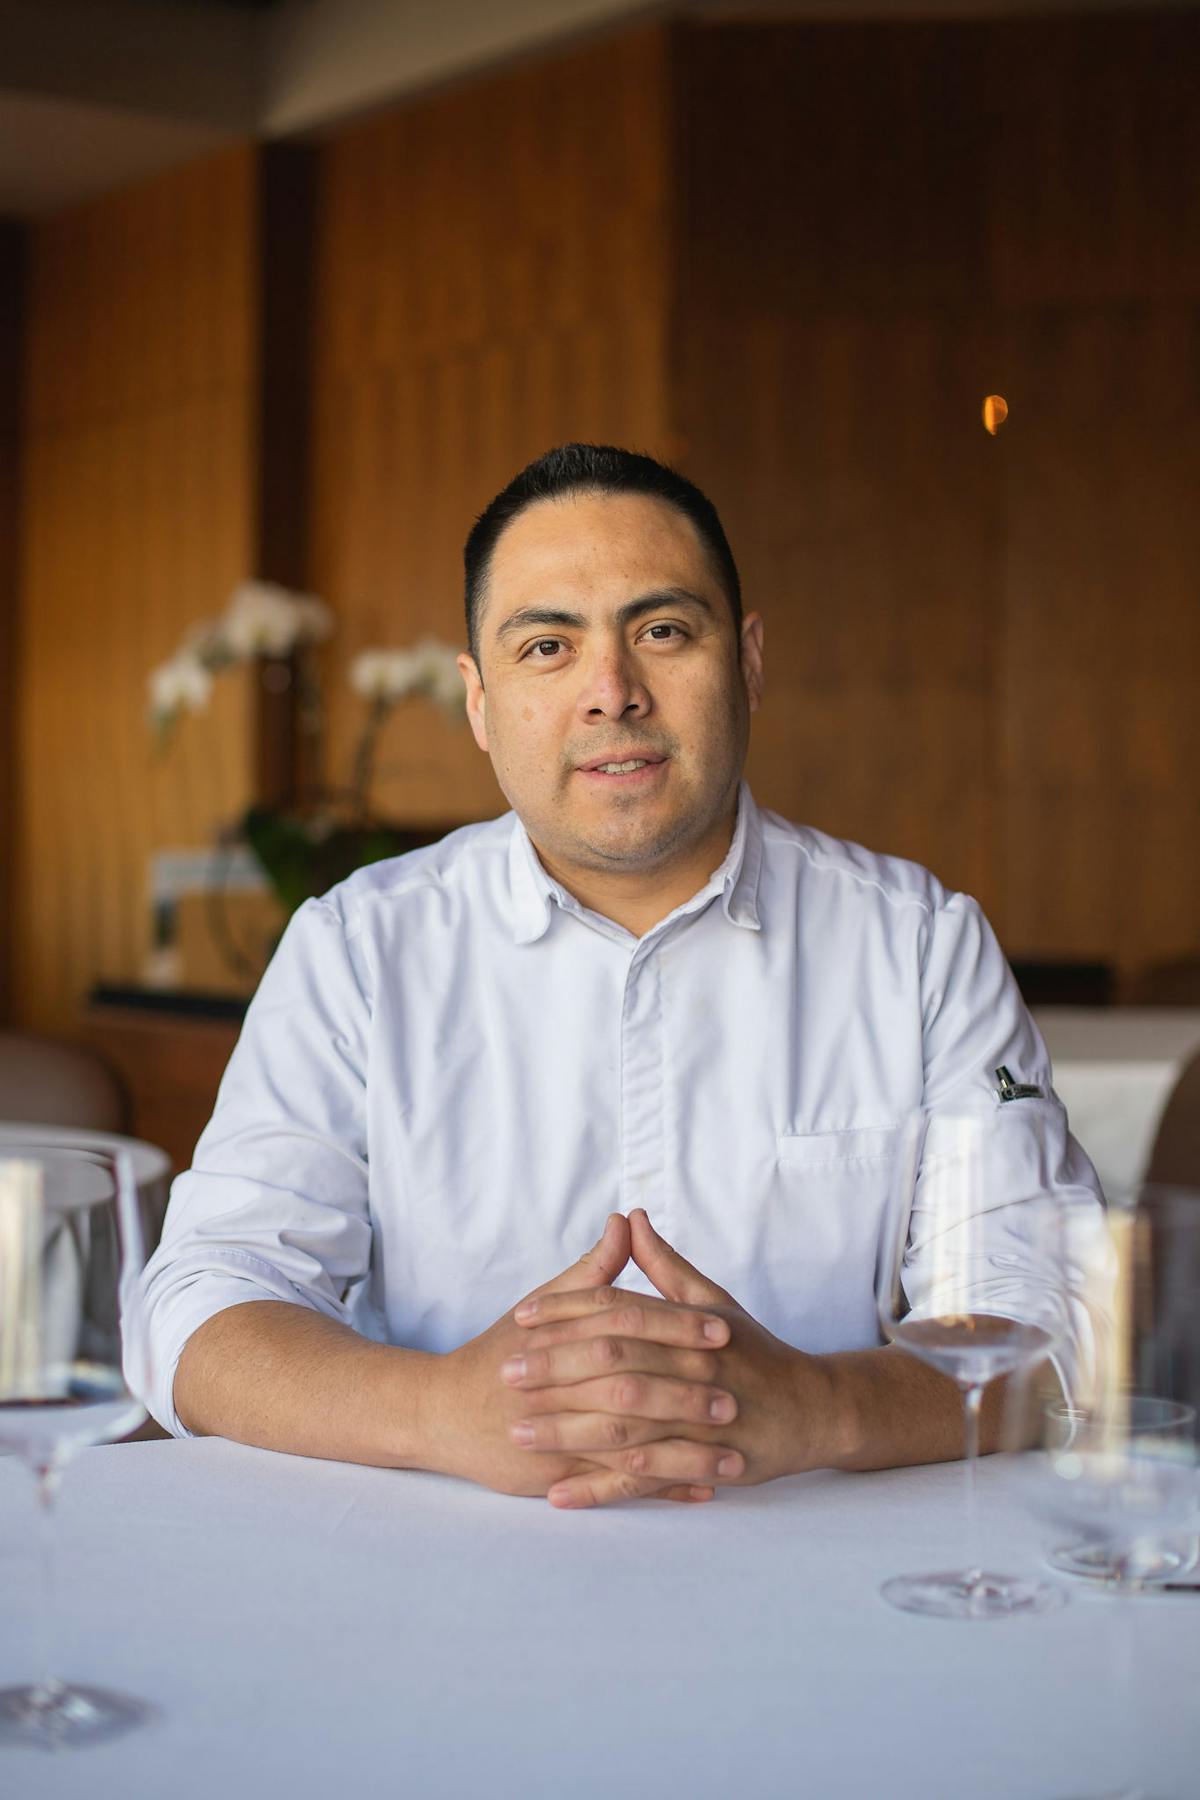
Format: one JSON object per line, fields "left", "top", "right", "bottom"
{"left": 619, "top": 941, "right": 667, "bottom": 1234}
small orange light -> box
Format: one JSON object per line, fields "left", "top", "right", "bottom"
{"left": 982, "top": 394, "right": 1009, "bottom": 435}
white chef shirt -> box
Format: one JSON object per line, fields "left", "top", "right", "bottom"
{"left": 131, "top": 783, "right": 1102, "bottom": 1435}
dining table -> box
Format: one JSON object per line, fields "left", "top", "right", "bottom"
{"left": 2, "top": 1438, "right": 1197, "bottom": 1798}
{"left": 0, "top": 1122, "right": 171, "bottom": 1215}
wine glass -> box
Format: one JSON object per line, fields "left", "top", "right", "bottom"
{"left": 0, "top": 1144, "right": 154, "bottom": 1747}
{"left": 875, "top": 1107, "right": 1075, "bottom": 1618}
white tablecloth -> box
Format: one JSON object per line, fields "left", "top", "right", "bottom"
{"left": 1035, "top": 1008, "right": 1200, "bottom": 1201}
{"left": 2, "top": 1440, "right": 1198, "bottom": 1798}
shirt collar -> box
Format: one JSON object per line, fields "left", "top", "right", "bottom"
{"left": 506, "top": 780, "right": 763, "bottom": 945}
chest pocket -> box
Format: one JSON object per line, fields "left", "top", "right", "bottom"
{"left": 778, "top": 1125, "right": 901, "bottom": 1174}
{"left": 759, "top": 1126, "right": 902, "bottom": 1351}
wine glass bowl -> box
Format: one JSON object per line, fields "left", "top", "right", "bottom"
{"left": 0, "top": 1144, "right": 155, "bottom": 1748}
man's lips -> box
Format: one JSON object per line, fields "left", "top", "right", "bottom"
{"left": 576, "top": 752, "right": 667, "bottom": 772}
{"left": 575, "top": 754, "right": 669, "bottom": 788}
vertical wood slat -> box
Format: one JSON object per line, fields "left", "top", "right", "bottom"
{"left": 255, "top": 143, "right": 318, "bottom": 807}
{"left": 15, "top": 147, "right": 260, "bottom": 1035}
{"left": 0, "top": 222, "right": 27, "bottom": 1023}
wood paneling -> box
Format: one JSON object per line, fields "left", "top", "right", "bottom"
{"left": 0, "top": 221, "right": 26, "bottom": 1025}
{"left": 990, "top": 16, "right": 1200, "bottom": 309}
{"left": 255, "top": 144, "right": 319, "bottom": 807}
{"left": 999, "top": 308, "right": 1200, "bottom": 967}
{"left": 81, "top": 1001, "right": 242, "bottom": 1175}
{"left": 15, "top": 148, "right": 260, "bottom": 1034}
{"left": 308, "top": 27, "right": 674, "bottom": 825}
{"left": 678, "top": 16, "right": 1200, "bottom": 971}
{"left": 11, "top": 11, "right": 1199, "bottom": 1044}
{"left": 679, "top": 23, "right": 1002, "bottom": 914}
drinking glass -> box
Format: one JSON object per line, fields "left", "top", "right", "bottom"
{"left": 0, "top": 1145, "right": 154, "bottom": 1747}
{"left": 875, "top": 1107, "right": 1073, "bottom": 1618}
{"left": 1045, "top": 1397, "right": 1197, "bottom": 1583}
{"left": 1122, "top": 1186, "right": 1199, "bottom": 1438}
{"left": 1033, "top": 1182, "right": 1200, "bottom": 1585}
{"left": 1010, "top": 1394, "right": 1198, "bottom": 1800}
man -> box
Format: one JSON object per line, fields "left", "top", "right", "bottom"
{"left": 132, "top": 443, "right": 1100, "bottom": 1510}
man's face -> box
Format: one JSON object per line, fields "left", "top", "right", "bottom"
{"left": 457, "top": 490, "right": 763, "bottom": 881}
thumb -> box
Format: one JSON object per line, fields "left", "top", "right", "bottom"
{"left": 628, "top": 1208, "right": 733, "bottom": 1307}
{"left": 529, "top": 1211, "right": 631, "bottom": 1302}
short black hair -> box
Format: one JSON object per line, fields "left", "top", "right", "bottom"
{"left": 463, "top": 443, "right": 742, "bottom": 668}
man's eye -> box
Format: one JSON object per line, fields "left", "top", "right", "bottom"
{"left": 643, "top": 623, "right": 682, "bottom": 642}
{"left": 528, "top": 639, "right": 565, "bottom": 659}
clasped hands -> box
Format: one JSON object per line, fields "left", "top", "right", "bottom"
{"left": 439, "top": 1208, "right": 833, "bottom": 1509}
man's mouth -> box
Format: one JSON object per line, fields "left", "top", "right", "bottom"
{"left": 576, "top": 753, "right": 668, "bottom": 785}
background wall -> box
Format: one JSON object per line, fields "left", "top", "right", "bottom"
{"left": 5, "top": 12, "right": 1198, "bottom": 1038}
{"left": 679, "top": 13, "right": 1200, "bottom": 966}
{"left": 309, "top": 26, "right": 674, "bottom": 826}
{"left": 14, "top": 148, "right": 260, "bottom": 1032}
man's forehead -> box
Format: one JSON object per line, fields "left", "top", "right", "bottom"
{"left": 483, "top": 491, "right": 717, "bottom": 613}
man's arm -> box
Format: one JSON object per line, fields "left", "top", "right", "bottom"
{"left": 173, "top": 1302, "right": 436, "bottom": 1467}
{"left": 820, "top": 1343, "right": 1008, "bottom": 1470}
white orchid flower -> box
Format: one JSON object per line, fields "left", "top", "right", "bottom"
{"left": 293, "top": 594, "right": 335, "bottom": 645}
{"left": 348, "top": 648, "right": 425, "bottom": 703}
{"left": 428, "top": 655, "right": 468, "bottom": 718}
{"left": 221, "top": 581, "right": 331, "bottom": 659}
{"left": 148, "top": 654, "right": 213, "bottom": 721}
{"left": 409, "top": 637, "right": 467, "bottom": 716}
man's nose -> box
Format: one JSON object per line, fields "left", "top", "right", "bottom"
{"left": 579, "top": 646, "right": 650, "bottom": 720}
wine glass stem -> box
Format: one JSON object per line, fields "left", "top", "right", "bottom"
{"left": 33, "top": 1460, "right": 64, "bottom": 1704}
{"left": 961, "top": 1381, "right": 984, "bottom": 1584}
{"left": 1109, "top": 1554, "right": 1141, "bottom": 1799}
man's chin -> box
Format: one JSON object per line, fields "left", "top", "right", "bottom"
{"left": 565, "top": 811, "right": 692, "bottom": 873}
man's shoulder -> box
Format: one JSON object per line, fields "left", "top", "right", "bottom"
{"left": 315, "top": 814, "right": 514, "bottom": 936}
{"left": 755, "top": 803, "right": 950, "bottom": 917}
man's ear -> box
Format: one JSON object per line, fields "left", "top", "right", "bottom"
{"left": 457, "top": 652, "right": 489, "bottom": 753}
{"left": 740, "top": 613, "right": 764, "bottom": 712}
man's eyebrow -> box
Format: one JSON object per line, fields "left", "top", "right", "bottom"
{"left": 493, "top": 588, "right": 716, "bottom": 643}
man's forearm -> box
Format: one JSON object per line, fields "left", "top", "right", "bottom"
{"left": 815, "top": 1345, "right": 1009, "bottom": 1473}
{"left": 173, "top": 1301, "right": 439, "bottom": 1468}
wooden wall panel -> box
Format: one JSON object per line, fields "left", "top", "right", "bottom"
{"left": 679, "top": 23, "right": 1003, "bottom": 916}
{"left": 0, "top": 222, "right": 25, "bottom": 1024}
{"left": 998, "top": 309, "right": 1200, "bottom": 967}
{"left": 309, "top": 28, "right": 674, "bottom": 825}
{"left": 12, "top": 11, "right": 1198, "bottom": 1033}
{"left": 15, "top": 148, "right": 260, "bottom": 1034}
{"left": 679, "top": 16, "right": 1200, "bottom": 974}
{"left": 990, "top": 16, "right": 1200, "bottom": 308}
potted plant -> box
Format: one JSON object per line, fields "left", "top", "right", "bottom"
{"left": 148, "top": 582, "right": 467, "bottom": 967}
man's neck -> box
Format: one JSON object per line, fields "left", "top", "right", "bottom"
{"left": 534, "top": 807, "right": 739, "bottom": 939}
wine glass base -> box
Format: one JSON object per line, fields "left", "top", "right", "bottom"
{"left": 880, "top": 1568, "right": 1066, "bottom": 1619}
{"left": 1048, "top": 1538, "right": 1197, "bottom": 1585}
{"left": 0, "top": 1681, "right": 154, "bottom": 1749}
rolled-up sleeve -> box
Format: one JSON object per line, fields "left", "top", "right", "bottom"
{"left": 905, "top": 893, "right": 1108, "bottom": 1400}
{"left": 125, "top": 896, "right": 372, "bottom": 1435}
